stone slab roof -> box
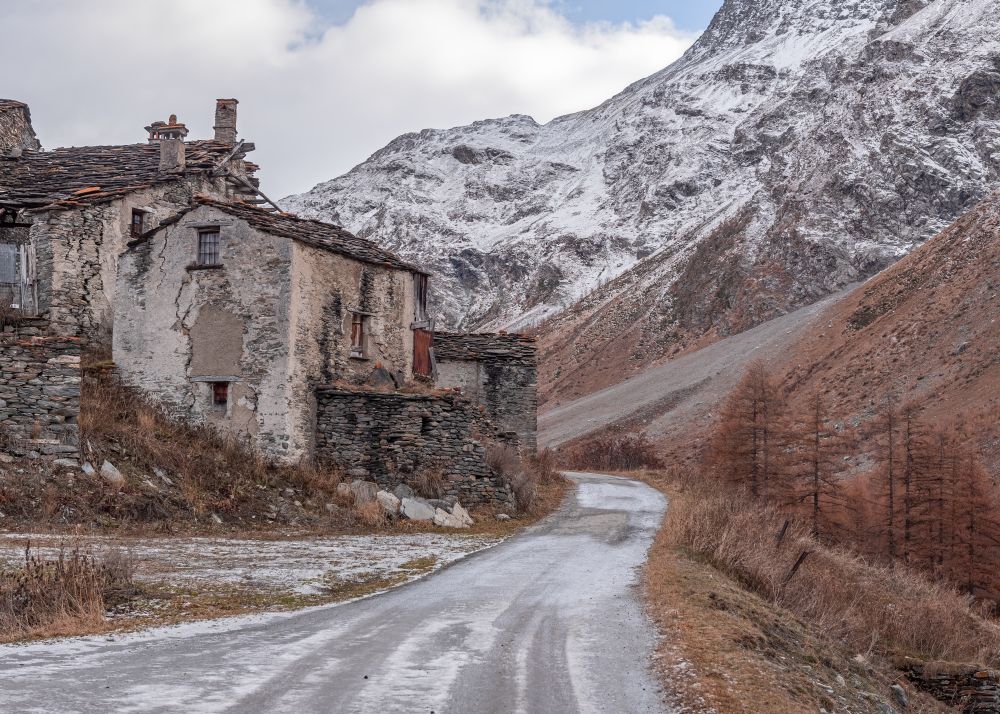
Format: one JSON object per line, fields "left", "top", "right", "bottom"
{"left": 151, "top": 196, "right": 427, "bottom": 275}
{"left": 0, "top": 141, "right": 257, "bottom": 211}
{"left": 433, "top": 332, "right": 536, "bottom": 362}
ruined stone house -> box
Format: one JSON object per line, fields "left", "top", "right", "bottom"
{"left": 0, "top": 98, "right": 259, "bottom": 448}
{"left": 0, "top": 98, "right": 538, "bottom": 506}
{"left": 113, "top": 196, "right": 435, "bottom": 463}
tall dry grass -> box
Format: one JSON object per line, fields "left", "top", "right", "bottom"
{"left": 0, "top": 544, "right": 137, "bottom": 642}
{"left": 560, "top": 432, "right": 664, "bottom": 472}
{"left": 487, "top": 444, "right": 564, "bottom": 512}
{"left": 664, "top": 485, "right": 1000, "bottom": 666}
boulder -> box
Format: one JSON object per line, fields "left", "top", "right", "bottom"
{"left": 393, "top": 484, "right": 415, "bottom": 500}
{"left": 496, "top": 513, "right": 511, "bottom": 522}
{"left": 100, "top": 460, "right": 125, "bottom": 488}
{"left": 451, "top": 502, "right": 474, "bottom": 526}
{"left": 376, "top": 490, "right": 401, "bottom": 514}
{"left": 400, "top": 497, "right": 435, "bottom": 521}
{"left": 52, "top": 458, "right": 78, "bottom": 469}
{"left": 433, "top": 507, "right": 469, "bottom": 529}
{"left": 81, "top": 461, "right": 96, "bottom": 476}
{"left": 350, "top": 479, "right": 379, "bottom": 505}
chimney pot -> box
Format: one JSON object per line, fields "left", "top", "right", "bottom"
{"left": 214, "top": 98, "right": 238, "bottom": 144}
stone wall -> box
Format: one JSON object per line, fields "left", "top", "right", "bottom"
{"left": 434, "top": 332, "right": 538, "bottom": 452}
{"left": 314, "top": 388, "right": 515, "bottom": 507}
{"left": 0, "top": 318, "right": 79, "bottom": 452}
{"left": 0, "top": 100, "right": 40, "bottom": 155}
{"left": 897, "top": 658, "right": 1000, "bottom": 712}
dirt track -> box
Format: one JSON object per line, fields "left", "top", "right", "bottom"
{"left": 538, "top": 288, "right": 856, "bottom": 448}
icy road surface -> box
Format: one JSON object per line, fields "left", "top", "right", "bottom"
{"left": 0, "top": 472, "right": 669, "bottom": 714}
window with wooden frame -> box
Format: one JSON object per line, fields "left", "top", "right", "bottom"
{"left": 197, "top": 228, "right": 221, "bottom": 266}
{"left": 350, "top": 312, "right": 368, "bottom": 358}
{"left": 0, "top": 242, "right": 18, "bottom": 309}
{"left": 211, "top": 381, "right": 229, "bottom": 408}
{"left": 413, "top": 273, "right": 429, "bottom": 323}
{"left": 130, "top": 209, "right": 145, "bottom": 238}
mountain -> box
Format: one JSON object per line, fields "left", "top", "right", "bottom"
{"left": 778, "top": 190, "right": 1000, "bottom": 470}
{"left": 285, "top": 0, "right": 1000, "bottom": 402}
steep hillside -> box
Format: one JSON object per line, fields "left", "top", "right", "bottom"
{"left": 778, "top": 190, "right": 1000, "bottom": 470}
{"left": 286, "top": 0, "right": 1000, "bottom": 404}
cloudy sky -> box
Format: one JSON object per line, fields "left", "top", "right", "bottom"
{"left": 3, "top": 1, "right": 721, "bottom": 198}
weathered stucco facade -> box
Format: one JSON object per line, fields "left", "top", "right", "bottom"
{"left": 114, "top": 199, "right": 428, "bottom": 463}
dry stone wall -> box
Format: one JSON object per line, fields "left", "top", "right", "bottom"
{"left": 898, "top": 658, "right": 1000, "bottom": 712}
{"left": 0, "top": 318, "right": 79, "bottom": 451}
{"left": 314, "top": 388, "right": 515, "bottom": 507}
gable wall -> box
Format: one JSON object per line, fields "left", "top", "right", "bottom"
{"left": 113, "top": 205, "right": 300, "bottom": 461}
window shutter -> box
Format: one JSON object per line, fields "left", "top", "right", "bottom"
{"left": 0, "top": 244, "right": 18, "bottom": 284}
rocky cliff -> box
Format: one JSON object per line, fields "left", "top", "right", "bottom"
{"left": 285, "top": 0, "right": 1000, "bottom": 402}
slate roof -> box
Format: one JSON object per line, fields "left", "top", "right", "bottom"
{"left": 433, "top": 332, "right": 536, "bottom": 362}
{"left": 149, "top": 196, "right": 427, "bottom": 275}
{"left": 0, "top": 141, "right": 257, "bottom": 211}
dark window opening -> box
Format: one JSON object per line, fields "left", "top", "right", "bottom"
{"left": 421, "top": 416, "right": 432, "bottom": 435}
{"left": 212, "top": 381, "right": 229, "bottom": 407}
{"left": 131, "top": 209, "right": 145, "bottom": 238}
{"left": 350, "top": 312, "right": 368, "bottom": 358}
{"left": 197, "top": 229, "right": 221, "bottom": 266}
{"left": 413, "top": 274, "right": 429, "bottom": 323}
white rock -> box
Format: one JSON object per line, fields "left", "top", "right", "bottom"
{"left": 400, "top": 497, "right": 435, "bottom": 522}
{"left": 496, "top": 513, "right": 511, "bottom": 522}
{"left": 433, "top": 507, "right": 469, "bottom": 529}
{"left": 450, "top": 502, "right": 474, "bottom": 526}
{"left": 81, "top": 461, "right": 96, "bottom": 476}
{"left": 376, "top": 490, "right": 401, "bottom": 514}
{"left": 100, "top": 460, "right": 125, "bottom": 487}
{"left": 52, "top": 458, "right": 78, "bottom": 468}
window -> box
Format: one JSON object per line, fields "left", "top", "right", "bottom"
{"left": 413, "top": 273, "right": 429, "bottom": 323}
{"left": 197, "top": 229, "right": 221, "bottom": 266}
{"left": 0, "top": 243, "right": 19, "bottom": 309}
{"left": 130, "top": 209, "right": 145, "bottom": 238}
{"left": 350, "top": 312, "right": 368, "bottom": 358}
{"left": 211, "top": 381, "right": 229, "bottom": 407}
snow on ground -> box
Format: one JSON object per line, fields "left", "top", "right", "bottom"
{"left": 0, "top": 532, "right": 503, "bottom": 596}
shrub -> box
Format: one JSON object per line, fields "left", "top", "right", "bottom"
{"left": 354, "top": 501, "right": 388, "bottom": 529}
{"left": 561, "top": 432, "right": 664, "bottom": 472}
{"left": 0, "top": 544, "right": 138, "bottom": 642}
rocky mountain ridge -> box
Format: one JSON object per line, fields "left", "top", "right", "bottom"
{"left": 285, "top": 0, "right": 1000, "bottom": 402}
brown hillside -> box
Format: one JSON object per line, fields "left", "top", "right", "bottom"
{"left": 779, "top": 191, "right": 1000, "bottom": 470}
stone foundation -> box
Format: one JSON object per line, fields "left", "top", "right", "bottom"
{"left": 0, "top": 319, "right": 80, "bottom": 452}
{"left": 897, "top": 658, "right": 1000, "bottom": 712}
{"left": 314, "top": 388, "right": 514, "bottom": 507}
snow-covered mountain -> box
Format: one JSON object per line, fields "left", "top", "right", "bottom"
{"left": 286, "top": 0, "right": 1000, "bottom": 400}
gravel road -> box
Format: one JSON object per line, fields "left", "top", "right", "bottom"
{"left": 0, "top": 472, "right": 669, "bottom": 714}
{"left": 539, "top": 287, "right": 855, "bottom": 448}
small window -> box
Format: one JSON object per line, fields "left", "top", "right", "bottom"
{"left": 197, "top": 229, "right": 221, "bottom": 266}
{"left": 413, "top": 274, "right": 429, "bottom": 323}
{"left": 130, "top": 209, "right": 145, "bottom": 238}
{"left": 212, "top": 381, "right": 229, "bottom": 407}
{"left": 350, "top": 312, "right": 368, "bottom": 358}
{"left": 0, "top": 243, "right": 18, "bottom": 309}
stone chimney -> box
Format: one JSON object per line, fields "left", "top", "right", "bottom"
{"left": 0, "top": 100, "right": 41, "bottom": 156}
{"left": 145, "top": 114, "right": 188, "bottom": 172}
{"left": 213, "top": 98, "right": 238, "bottom": 144}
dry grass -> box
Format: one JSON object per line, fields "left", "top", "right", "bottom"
{"left": 486, "top": 445, "right": 566, "bottom": 513}
{"left": 663, "top": 482, "right": 1000, "bottom": 667}
{"left": 411, "top": 468, "right": 446, "bottom": 500}
{"left": 0, "top": 544, "right": 138, "bottom": 643}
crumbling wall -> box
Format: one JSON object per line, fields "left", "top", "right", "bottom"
{"left": 113, "top": 204, "right": 299, "bottom": 461}
{"left": 34, "top": 175, "right": 230, "bottom": 342}
{"left": 0, "top": 100, "right": 40, "bottom": 155}
{"left": 434, "top": 333, "right": 538, "bottom": 451}
{"left": 0, "top": 319, "right": 79, "bottom": 452}
{"left": 314, "top": 388, "right": 515, "bottom": 507}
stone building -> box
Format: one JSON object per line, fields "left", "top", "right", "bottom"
{"left": 0, "top": 98, "right": 258, "bottom": 447}
{"left": 433, "top": 332, "right": 538, "bottom": 451}
{"left": 114, "top": 197, "right": 434, "bottom": 463}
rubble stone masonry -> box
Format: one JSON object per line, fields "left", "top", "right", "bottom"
{"left": 0, "top": 319, "right": 79, "bottom": 449}
{"left": 314, "top": 388, "right": 515, "bottom": 507}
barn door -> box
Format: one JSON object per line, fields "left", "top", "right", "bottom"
{"left": 413, "top": 328, "right": 433, "bottom": 378}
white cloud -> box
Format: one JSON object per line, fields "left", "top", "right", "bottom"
{"left": 1, "top": 0, "right": 696, "bottom": 197}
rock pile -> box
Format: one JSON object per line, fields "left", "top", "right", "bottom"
{"left": 347, "top": 478, "right": 474, "bottom": 529}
